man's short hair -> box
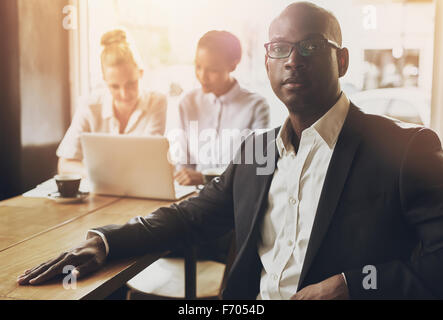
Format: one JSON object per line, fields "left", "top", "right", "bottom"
{"left": 197, "top": 30, "right": 242, "bottom": 66}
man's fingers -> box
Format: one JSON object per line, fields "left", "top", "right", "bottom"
{"left": 27, "top": 252, "right": 84, "bottom": 285}
{"left": 27, "top": 263, "right": 66, "bottom": 285}
{"left": 18, "top": 236, "right": 107, "bottom": 286}
{"left": 21, "top": 262, "right": 46, "bottom": 276}
{"left": 20, "top": 261, "right": 53, "bottom": 278}
{"left": 32, "top": 256, "right": 103, "bottom": 286}
{"left": 17, "top": 253, "right": 67, "bottom": 285}
{"left": 24, "top": 252, "right": 67, "bottom": 275}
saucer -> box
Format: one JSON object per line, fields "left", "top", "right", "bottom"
{"left": 47, "top": 191, "right": 89, "bottom": 204}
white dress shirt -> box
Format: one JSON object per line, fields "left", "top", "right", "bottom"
{"left": 57, "top": 89, "right": 167, "bottom": 160}
{"left": 257, "top": 93, "right": 350, "bottom": 300}
{"left": 174, "top": 80, "right": 270, "bottom": 172}
{"left": 89, "top": 92, "right": 350, "bottom": 299}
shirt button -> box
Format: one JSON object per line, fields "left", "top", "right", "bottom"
{"left": 289, "top": 197, "right": 297, "bottom": 205}
{"left": 272, "top": 274, "right": 278, "bottom": 281}
{"left": 287, "top": 240, "right": 293, "bottom": 247}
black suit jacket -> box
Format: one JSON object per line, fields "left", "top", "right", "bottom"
{"left": 96, "top": 104, "right": 443, "bottom": 299}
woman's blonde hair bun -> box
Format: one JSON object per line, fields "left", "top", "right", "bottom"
{"left": 100, "top": 28, "right": 143, "bottom": 71}
{"left": 101, "top": 29, "right": 128, "bottom": 47}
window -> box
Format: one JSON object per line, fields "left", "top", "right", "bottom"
{"left": 71, "top": 0, "right": 437, "bottom": 129}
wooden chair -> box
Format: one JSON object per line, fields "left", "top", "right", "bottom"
{"left": 126, "top": 237, "right": 236, "bottom": 300}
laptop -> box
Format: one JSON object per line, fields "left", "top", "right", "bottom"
{"left": 80, "top": 133, "right": 196, "bottom": 200}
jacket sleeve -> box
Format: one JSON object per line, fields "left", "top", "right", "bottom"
{"left": 344, "top": 128, "right": 443, "bottom": 299}
{"left": 92, "top": 162, "right": 236, "bottom": 260}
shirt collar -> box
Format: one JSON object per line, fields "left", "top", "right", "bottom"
{"left": 312, "top": 92, "right": 350, "bottom": 148}
{"left": 276, "top": 117, "right": 295, "bottom": 156}
{"left": 101, "top": 90, "right": 148, "bottom": 120}
{"left": 276, "top": 92, "right": 350, "bottom": 156}
{"left": 207, "top": 79, "right": 241, "bottom": 104}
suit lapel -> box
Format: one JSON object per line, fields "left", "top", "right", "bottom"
{"left": 297, "top": 105, "right": 362, "bottom": 290}
{"left": 241, "top": 128, "right": 281, "bottom": 251}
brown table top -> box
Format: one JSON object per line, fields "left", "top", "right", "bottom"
{"left": 0, "top": 194, "right": 182, "bottom": 300}
{"left": 0, "top": 195, "right": 120, "bottom": 252}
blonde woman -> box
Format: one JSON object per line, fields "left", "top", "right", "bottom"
{"left": 57, "top": 29, "right": 167, "bottom": 176}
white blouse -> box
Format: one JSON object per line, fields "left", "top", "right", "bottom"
{"left": 173, "top": 81, "right": 270, "bottom": 172}
{"left": 57, "top": 89, "right": 167, "bottom": 160}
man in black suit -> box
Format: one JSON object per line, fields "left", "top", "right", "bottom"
{"left": 18, "top": 2, "right": 443, "bottom": 299}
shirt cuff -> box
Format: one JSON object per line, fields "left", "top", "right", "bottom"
{"left": 87, "top": 230, "right": 109, "bottom": 257}
{"left": 341, "top": 272, "right": 348, "bottom": 286}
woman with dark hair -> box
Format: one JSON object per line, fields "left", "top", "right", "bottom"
{"left": 174, "top": 30, "right": 270, "bottom": 186}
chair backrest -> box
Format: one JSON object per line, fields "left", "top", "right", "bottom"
{"left": 184, "top": 234, "right": 236, "bottom": 300}
{"left": 218, "top": 237, "right": 236, "bottom": 300}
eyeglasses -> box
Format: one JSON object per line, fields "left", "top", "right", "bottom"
{"left": 264, "top": 38, "right": 341, "bottom": 59}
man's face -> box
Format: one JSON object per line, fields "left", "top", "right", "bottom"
{"left": 266, "top": 8, "right": 344, "bottom": 115}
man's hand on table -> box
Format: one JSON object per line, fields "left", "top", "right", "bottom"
{"left": 17, "top": 234, "right": 106, "bottom": 285}
{"left": 290, "top": 274, "right": 350, "bottom": 300}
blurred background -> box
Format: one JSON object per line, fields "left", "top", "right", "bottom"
{"left": 1, "top": 0, "right": 442, "bottom": 199}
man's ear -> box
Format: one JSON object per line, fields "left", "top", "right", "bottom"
{"left": 337, "top": 48, "right": 349, "bottom": 78}
{"left": 139, "top": 69, "right": 144, "bottom": 79}
{"left": 265, "top": 54, "right": 270, "bottom": 77}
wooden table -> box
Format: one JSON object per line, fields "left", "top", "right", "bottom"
{"left": 0, "top": 193, "right": 184, "bottom": 300}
